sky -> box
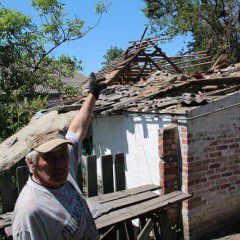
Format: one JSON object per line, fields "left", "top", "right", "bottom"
{"left": 2, "top": 0, "right": 190, "bottom": 76}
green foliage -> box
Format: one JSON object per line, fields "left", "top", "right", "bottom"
{"left": 102, "top": 46, "right": 124, "bottom": 66}
{"left": 171, "top": 224, "right": 181, "bottom": 233}
{"left": 143, "top": 0, "right": 240, "bottom": 63}
{"left": 0, "top": 0, "right": 106, "bottom": 141}
{"left": 63, "top": 85, "right": 82, "bottom": 97}
{"left": 0, "top": 93, "right": 48, "bottom": 143}
{"left": 95, "top": 1, "right": 108, "bottom": 14}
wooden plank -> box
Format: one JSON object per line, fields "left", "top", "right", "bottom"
{"left": 77, "top": 161, "right": 83, "bottom": 192}
{"left": 210, "top": 54, "right": 228, "bottom": 71}
{"left": 158, "top": 56, "right": 212, "bottom": 68}
{"left": 109, "top": 192, "right": 158, "bottom": 210}
{"left": 95, "top": 191, "right": 190, "bottom": 229}
{"left": 124, "top": 220, "right": 135, "bottom": 240}
{"left": 0, "top": 212, "right": 12, "bottom": 221}
{"left": 139, "top": 217, "right": 146, "bottom": 231}
{"left": 129, "top": 37, "right": 171, "bottom": 44}
{"left": 100, "top": 226, "right": 116, "bottom": 240}
{"left": 135, "top": 63, "right": 149, "bottom": 81}
{"left": 16, "top": 166, "right": 29, "bottom": 195}
{"left": 127, "top": 44, "right": 158, "bottom": 56}
{"left": 141, "top": 52, "right": 162, "bottom": 71}
{"left": 114, "top": 153, "right": 126, "bottom": 191}
{"left": 182, "top": 61, "right": 215, "bottom": 69}
{"left": 117, "top": 223, "right": 126, "bottom": 240}
{"left": 137, "top": 76, "right": 240, "bottom": 103}
{"left": 205, "top": 85, "right": 240, "bottom": 96}
{"left": 90, "top": 184, "right": 161, "bottom": 203}
{"left": 0, "top": 170, "right": 17, "bottom": 213}
{"left": 169, "top": 51, "right": 208, "bottom": 59}
{"left": 86, "top": 156, "right": 98, "bottom": 197}
{"left": 87, "top": 191, "right": 159, "bottom": 220}
{"left": 140, "top": 26, "right": 148, "bottom": 41}
{"left": 0, "top": 219, "right": 11, "bottom": 230}
{"left": 0, "top": 212, "right": 12, "bottom": 235}
{"left": 4, "top": 226, "right": 12, "bottom": 238}
{"left": 104, "top": 51, "right": 140, "bottom": 85}
{"left": 158, "top": 210, "right": 171, "bottom": 240}
{"left": 101, "top": 155, "right": 114, "bottom": 194}
{"left": 153, "top": 222, "right": 161, "bottom": 240}
{"left": 137, "top": 218, "right": 154, "bottom": 240}
{"left": 93, "top": 191, "right": 158, "bottom": 217}
{"left": 153, "top": 45, "right": 182, "bottom": 73}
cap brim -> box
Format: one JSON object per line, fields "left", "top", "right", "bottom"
{"left": 34, "top": 139, "right": 73, "bottom": 153}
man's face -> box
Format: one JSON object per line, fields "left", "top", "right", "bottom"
{"left": 34, "top": 144, "right": 69, "bottom": 188}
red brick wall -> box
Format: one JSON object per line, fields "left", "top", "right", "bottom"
{"left": 182, "top": 106, "right": 240, "bottom": 239}
{"left": 159, "top": 124, "right": 180, "bottom": 195}
{"left": 158, "top": 123, "right": 183, "bottom": 235}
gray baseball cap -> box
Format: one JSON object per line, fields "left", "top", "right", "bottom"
{"left": 30, "top": 130, "right": 72, "bottom": 153}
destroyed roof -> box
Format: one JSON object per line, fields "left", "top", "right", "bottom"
{"left": 57, "top": 61, "right": 239, "bottom": 116}
{"left": 35, "top": 72, "right": 88, "bottom": 95}
{"left": 95, "top": 37, "right": 214, "bottom": 85}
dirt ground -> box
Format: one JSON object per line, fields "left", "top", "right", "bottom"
{"left": 203, "top": 220, "right": 240, "bottom": 240}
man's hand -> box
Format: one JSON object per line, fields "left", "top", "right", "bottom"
{"left": 68, "top": 73, "right": 106, "bottom": 140}
{"left": 88, "top": 72, "right": 106, "bottom": 100}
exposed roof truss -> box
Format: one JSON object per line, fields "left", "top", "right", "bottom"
{"left": 97, "top": 38, "right": 213, "bottom": 85}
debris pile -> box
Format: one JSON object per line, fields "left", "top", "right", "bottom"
{"left": 63, "top": 62, "right": 240, "bottom": 116}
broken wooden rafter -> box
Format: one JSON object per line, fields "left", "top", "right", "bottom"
{"left": 209, "top": 54, "right": 228, "bottom": 71}
{"left": 205, "top": 84, "right": 240, "bottom": 96}
{"left": 182, "top": 61, "right": 215, "bottom": 69}
{"left": 148, "top": 76, "right": 240, "bottom": 100}
{"left": 135, "top": 62, "right": 149, "bottom": 81}
{"left": 169, "top": 52, "right": 208, "bottom": 59}
{"left": 104, "top": 49, "right": 146, "bottom": 85}
{"left": 158, "top": 56, "right": 212, "bottom": 68}
{"left": 141, "top": 51, "right": 162, "bottom": 71}
{"left": 128, "top": 37, "right": 171, "bottom": 44}
{"left": 127, "top": 44, "right": 157, "bottom": 55}
{"left": 152, "top": 45, "right": 182, "bottom": 73}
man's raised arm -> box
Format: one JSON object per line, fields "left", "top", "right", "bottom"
{"left": 68, "top": 73, "right": 106, "bottom": 142}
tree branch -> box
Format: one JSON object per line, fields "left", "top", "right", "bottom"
{"left": 31, "top": 13, "right": 103, "bottom": 76}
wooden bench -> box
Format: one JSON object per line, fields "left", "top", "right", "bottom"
{"left": 89, "top": 186, "right": 191, "bottom": 239}
{"left": 0, "top": 185, "right": 191, "bottom": 239}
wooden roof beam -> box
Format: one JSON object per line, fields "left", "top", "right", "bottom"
{"left": 160, "top": 56, "right": 212, "bottom": 68}
{"left": 152, "top": 45, "right": 182, "bottom": 73}
{"left": 135, "top": 62, "right": 149, "bottom": 81}
{"left": 141, "top": 51, "right": 162, "bottom": 71}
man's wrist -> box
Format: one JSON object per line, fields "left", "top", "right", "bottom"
{"left": 88, "top": 92, "right": 97, "bottom": 101}
{"left": 88, "top": 91, "right": 99, "bottom": 100}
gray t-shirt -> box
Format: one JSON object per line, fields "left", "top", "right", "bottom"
{"left": 12, "top": 132, "right": 99, "bottom": 240}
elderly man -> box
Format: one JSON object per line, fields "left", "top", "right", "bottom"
{"left": 12, "top": 73, "right": 105, "bottom": 240}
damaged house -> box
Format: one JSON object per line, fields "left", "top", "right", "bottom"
{"left": 0, "top": 39, "right": 240, "bottom": 239}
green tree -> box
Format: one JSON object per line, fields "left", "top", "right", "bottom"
{"left": 102, "top": 46, "right": 124, "bottom": 66}
{"left": 142, "top": 0, "right": 240, "bottom": 63}
{"left": 0, "top": 0, "right": 107, "bottom": 141}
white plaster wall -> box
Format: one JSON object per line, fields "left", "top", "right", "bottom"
{"left": 92, "top": 114, "right": 172, "bottom": 189}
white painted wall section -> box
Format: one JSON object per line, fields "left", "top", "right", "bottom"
{"left": 92, "top": 114, "right": 172, "bottom": 189}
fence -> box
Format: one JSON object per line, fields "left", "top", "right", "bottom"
{"left": 0, "top": 153, "right": 126, "bottom": 213}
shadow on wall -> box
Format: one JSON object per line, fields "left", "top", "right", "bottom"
{"left": 92, "top": 115, "right": 133, "bottom": 157}
{"left": 92, "top": 114, "right": 169, "bottom": 156}
{"left": 92, "top": 114, "right": 172, "bottom": 165}
{"left": 91, "top": 114, "right": 174, "bottom": 189}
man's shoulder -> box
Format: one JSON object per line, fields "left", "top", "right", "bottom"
{"left": 14, "top": 184, "right": 42, "bottom": 215}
